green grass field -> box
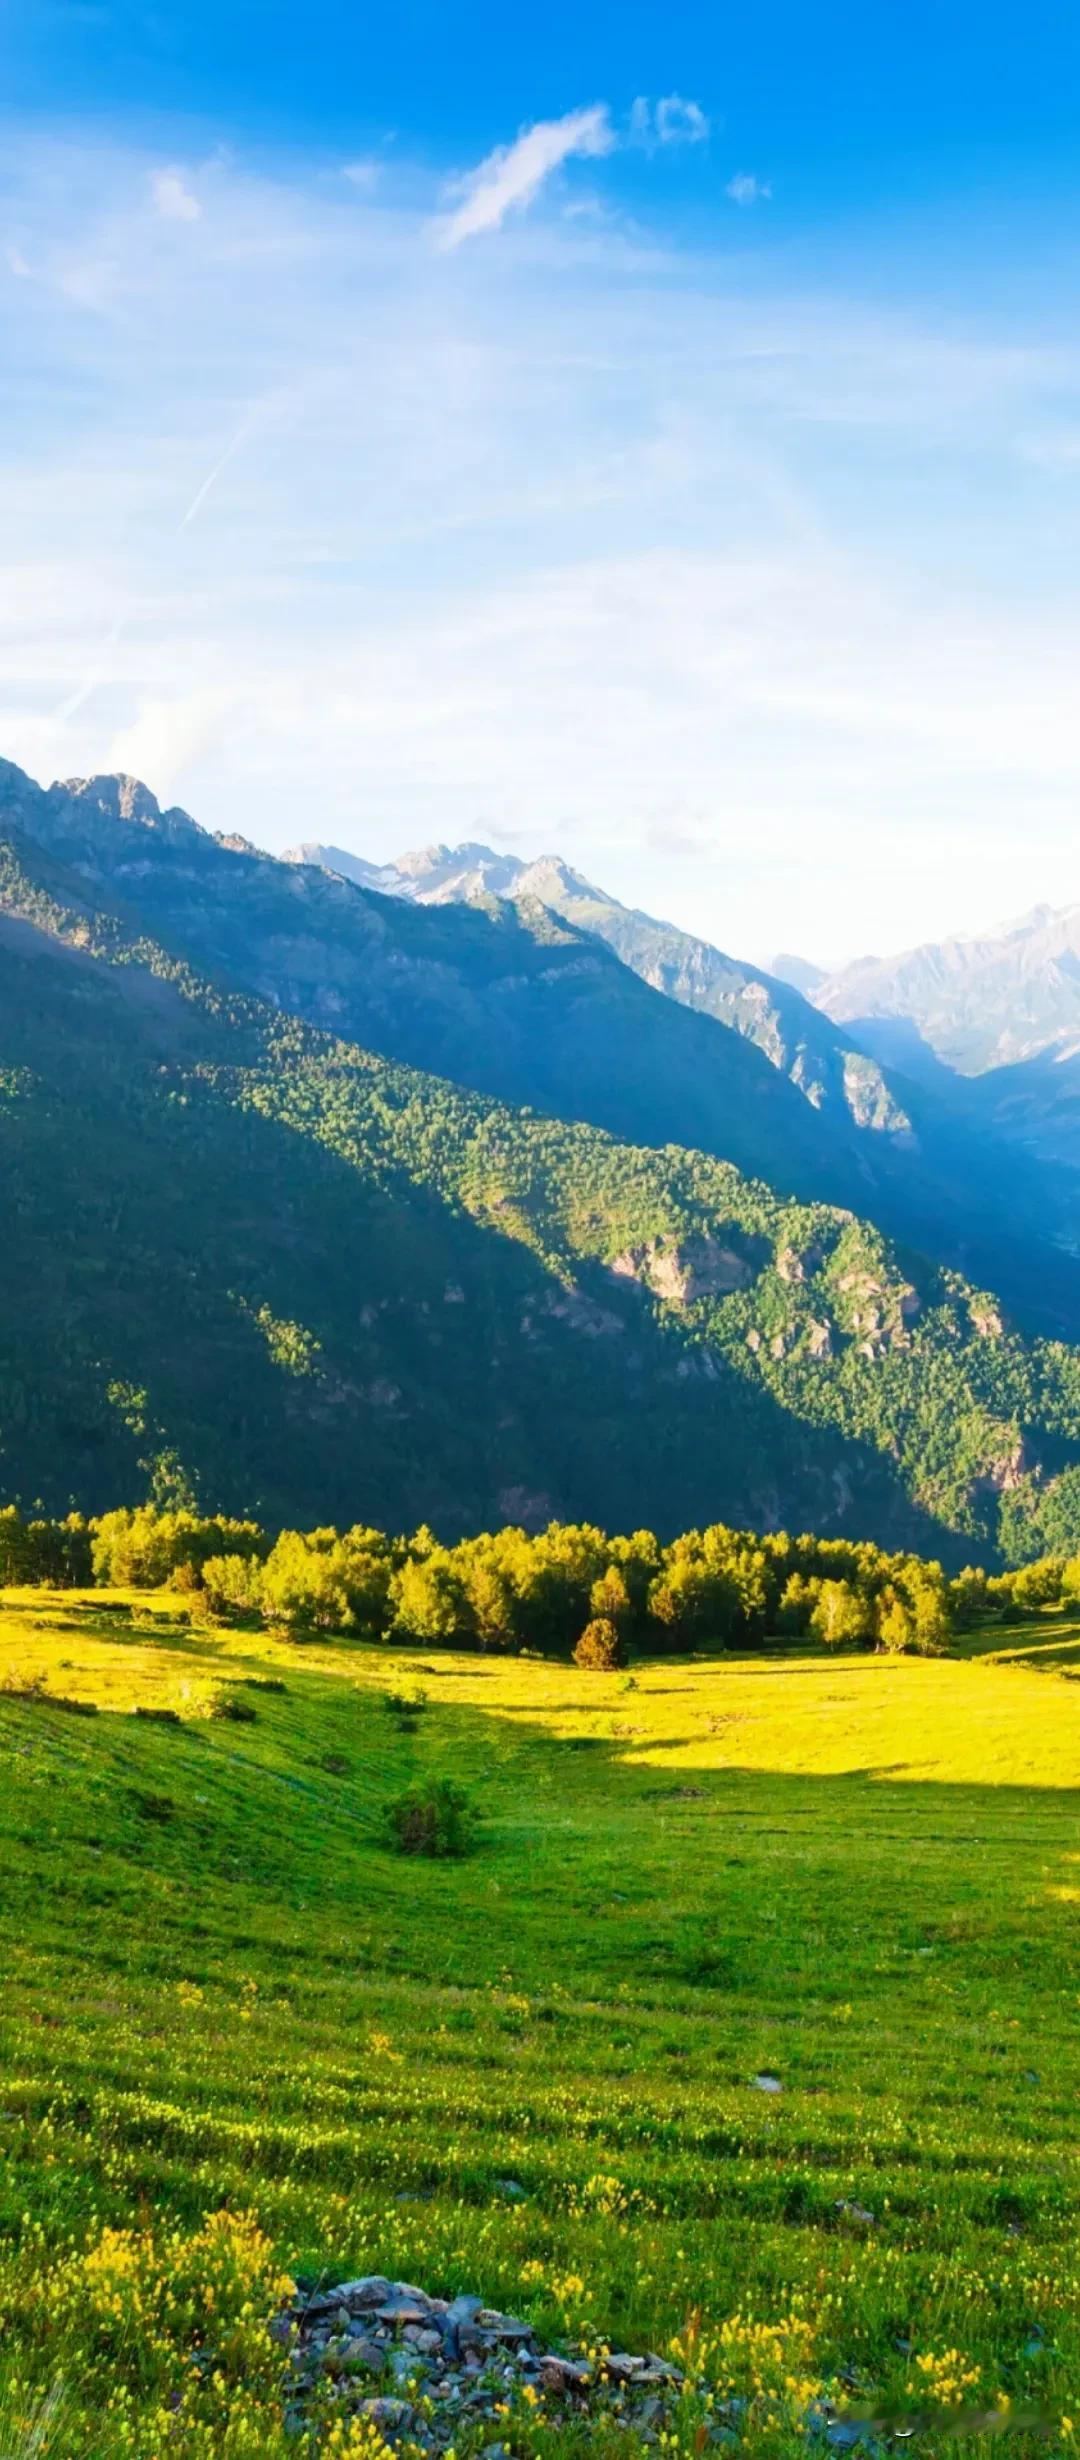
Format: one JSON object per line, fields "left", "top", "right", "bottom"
{"left": 0, "top": 1592, "right": 1077, "bottom": 2458}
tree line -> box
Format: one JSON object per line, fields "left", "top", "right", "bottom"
{"left": 5, "top": 1499, "right": 1079, "bottom": 1657}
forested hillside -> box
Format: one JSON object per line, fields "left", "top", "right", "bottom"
{"left": 5, "top": 760, "right": 1080, "bottom": 1337}
{"left": 3, "top": 822, "right": 1080, "bottom": 1561}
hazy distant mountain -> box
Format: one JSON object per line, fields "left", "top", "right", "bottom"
{"left": 287, "top": 836, "right": 914, "bottom": 1147}
{"left": 803, "top": 901, "right": 1080, "bottom": 1171}
{"left": 813, "top": 903, "right": 1080, "bottom": 1074}
{"left": 770, "top": 952, "right": 827, "bottom": 996}
{"left": 286, "top": 841, "right": 409, "bottom": 895}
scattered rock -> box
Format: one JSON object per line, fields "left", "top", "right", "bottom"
{"left": 279, "top": 2272, "right": 689, "bottom": 2450}
{"left": 539, "top": 2355, "right": 592, "bottom": 2395}
{"left": 356, "top": 2397, "right": 414, "bottom": 2429}
{"left": 751, "top": 2071, "right": 783, "bottom": 2094}
{"left": 278, "top": 2267, "right": 850, "bottom": 2452}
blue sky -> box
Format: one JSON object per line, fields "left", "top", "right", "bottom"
{"left": 4, "top": 2, "right": 1080, "bottom": 961}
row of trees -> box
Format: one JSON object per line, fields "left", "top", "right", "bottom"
{"left": 5, "top": 1499, "right": 1080, "bottom": 1656}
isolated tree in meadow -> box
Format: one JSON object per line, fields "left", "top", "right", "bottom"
{"left": 573, "top": 1615, "right": 626, "bottom": 1670}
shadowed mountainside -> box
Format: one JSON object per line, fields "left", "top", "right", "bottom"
{"left": 3, "top": 816, "right": 1080, "bottom": 1560}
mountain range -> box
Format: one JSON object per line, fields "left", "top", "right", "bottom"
{"left": 3, "top": 757, "right": 1080, "bottom": 1563}
{"left": 772, "top": 903, "right": 1080, "bottom": 1174}
{"left": 286, "top": 828, "right": 1080, "bottom": 1328}
{"left": 285, "top": 835, "right": 914, "bottom": 1143}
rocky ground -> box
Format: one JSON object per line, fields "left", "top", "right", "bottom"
{"left": 276, "top": 2270, "right": 701, "bottom": 2450}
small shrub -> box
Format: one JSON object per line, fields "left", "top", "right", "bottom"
{"left": 131, "top": 1790, "right": 175, "bottom": 1823}
{"left": 210, "top": 1694, "right": 257, "bottom": 1724}
{"left": 383, "top": 1686, "right": 428, "bottom": 1728}
{"left": 573, "top": 1615, "right": 626, "bottom": 1670}
{"left": 241, "top": 1676, "right": 287, "bottom": 1694}
{"left": 383, "top": 1776, "right": 477, "bottom": 1858}
{"left": 133, "top": 1705, "right": 182, "bottom": 1726}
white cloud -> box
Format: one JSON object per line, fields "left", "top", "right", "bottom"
{"left": 726, "top": 172, "right": 772, "bottom": 206}
{"left": 342, "top": 159, "right": 380, "bottom": 191}
{"left": 108, "top": 689, "right": 239, "bottom": 797}
{"left": 151, "top": 168, "right": 201, "bottom": 223}
{"left": 5, "top": 245, "right": 31, "bottom": 279}
{"left": 434, "top": 104, "right": 615, "bottom": 250}
{"left": 655, "top": 95, "right": 710, "bottom": 145}
{"left": 629, "top": 95, "right": 710, "bottom": 151}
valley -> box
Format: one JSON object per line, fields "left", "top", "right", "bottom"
{"left": 1, "top": 1581, "right": 1077, "bottom": 2456}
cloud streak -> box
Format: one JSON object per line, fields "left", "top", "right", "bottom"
{"left": 434, "top": 104, "right": 615, "bottom": 249}
{"left": 179, "top": 411, "right": 259, "bottom": 530}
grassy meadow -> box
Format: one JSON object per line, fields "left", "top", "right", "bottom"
{"left": 0, "top": 1590, "right": 1077, "bottom": 2458}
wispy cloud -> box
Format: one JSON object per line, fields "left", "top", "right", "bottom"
{"left": 657, "top": 94, "right": 709, "bottom": 144}
{"left": 342, "top": 159, "right": 380, "bottom": 191}
{"left": 5, "top": 130, "right": 1080, "bottom": 958}
{"left": 725, "top": 172, "right": 771, "bottom": 206}
{"left": 1018, "top": 426, "right": 1080, "bottom": 473}
{"left": 630, "top": 94, "right": 710, "bottom": 149}
{"left": 434, "top": 104, "right": 615, "bottom": 250}
{"left": 151, "top": 168, "right": 201, "bottom": 223}
{"left": 629, "top": 94, "right": 713, "bottom": 153}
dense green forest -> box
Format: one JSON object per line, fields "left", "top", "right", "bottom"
{"left": 3, "top": 1496, "right": 1072, "bottom": 1655}
{"left": 3, "top": 817, "right": 1080, "bottom": 1561}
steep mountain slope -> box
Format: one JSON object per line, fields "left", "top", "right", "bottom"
{"left": 6, "top": 763, "right": 1080, "bottom": 1334}
{"left": 284, "top": 826, "right": 1080, "bottom": 1332}
{"left": 0, "top": 764, "right": 868, "bottom": 1215}
{"left": 3, "top": 822, "right": 1080, "bottom": 1562}
{"left": 288, "top": 834, "right": 914, "bottom": 1143}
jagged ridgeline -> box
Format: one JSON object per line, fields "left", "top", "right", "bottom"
{"left": 2, "top": 821, "right": 1080, "bottom": 1562}
{"left": 4, "top": 756, "right": 1080, "bottom": 1338}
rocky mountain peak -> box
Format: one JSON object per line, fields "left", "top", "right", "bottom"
{"left": 53, "top": 771, "right": 200, "bottom": 839}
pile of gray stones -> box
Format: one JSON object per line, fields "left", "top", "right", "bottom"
{"left": 276, "top": 2270, "right": 695, "bottom": 2450}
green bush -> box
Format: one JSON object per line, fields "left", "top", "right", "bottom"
{"left": 383, "top": 1686, "right": 428, "bottom": 1727}
{"left": 382, "top": 1777, "right": 477, "bottom": 1858}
